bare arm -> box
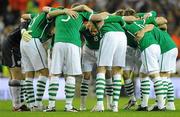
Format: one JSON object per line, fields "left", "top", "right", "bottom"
{"left": 71, "top": 5, "right": 93, "bottom": 13}
{"left": 21, "top": 14, "right": 31, "bottom": 20}
{"left": 42, "top": 6, "right": 52, "bottom": 13}
{"left": 136, "top": 24, "right": 154, "bottom": 40}
{"left": 159, "top": 24, "right": 167, "bottom": 31}
{"left": 90, "top": 12, "right": 110, "bottom": 21}
{"left": 155, "top": 17, "right": 168, "bottom": 25}
{"left": 123, "top": 16, "right": 140, "bottom": 22}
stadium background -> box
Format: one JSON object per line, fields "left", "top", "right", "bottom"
{"left": 0, "top": 0, "right": 180, "bottom": 100}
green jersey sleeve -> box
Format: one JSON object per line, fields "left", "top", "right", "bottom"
{"left": 30, "top": 13, "right": 37, "bottom": 19}
{"left": 145, "top": 17, "right": 158, "bottom": 26}
{"left": 104, "top": 15, "right": 126, "bottom": 26}
{"left": 79, "top": 11, "right": 93, "bottom": 21}
{"left": 50, "top": 7, "right": 59, "bottom": 11}
{"left": 136, "top": 11, "right": 157, "bottom": 18}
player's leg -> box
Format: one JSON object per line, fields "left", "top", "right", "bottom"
{"left": 30, "top": 39, "right": 49, "bottom": 110}
{"left": 123, "top": 47, "right": 137, "bottom": 109}
{"left": 161, "top": 48, "right": 178, "bottom": 110}
{"left": 111, "top": 32, "right": 127, "bottom": 112}
{"left": 80, "top": 45, "right": 96, "bottom": 111}
{"left": 136, "top": 71, "right": 150, "bottom": 111}
{"left": 64, "top": 43, "right": 82, "bottom": 112}
{"left": 141, "top": 45, "right": 165, "bottom": 111}
{"left": 44, "top": 42, "right": 63, "bottom": 112}
{"left": 80, "top": 72, "right": 91, "bottom": 111}
{"left": 111, "top": 67, "right": 123, "bottom": 112}
{"left": 123, "top": 70, "right": 137, "bottom": 109}
{"left": 91, "top": 66, "right": 106, "bottom": 112}
{"left": 2, "top": 40, "right": 29, "bottom": 111}
{"left": 91, "top": 32, "right": 115, "bottom": 112}
{"left": 105, "top": 68, "right": 113, "bottom": 110}
{"left": 8, "top": 67, "right": 28, "bottom": 111}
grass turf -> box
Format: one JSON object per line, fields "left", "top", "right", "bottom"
{"left": 0, "top": 98, "right": 180, "bottom": 117}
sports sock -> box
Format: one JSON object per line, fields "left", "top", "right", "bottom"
{"left": 112, "top": 74, "right": 122, "bottom": 107}
{"left": 124, "top": 79, "right": 136, "bottom": 101}
{"left": 140, "top": 77, "right": 150, "bottom": 107}
{"left": 105, "top": 78, "right": 113, "bottom": 106}
{"left": 152, "top": 77, "right": 165, "bottom": 109}
{"left": 9, "top": 79, "right": 21, "bottom": 109}
{"left": 48, "top": 76, "right": 59, "bottom": 108}
{"left": 80, "top": 79, "right": 89, "bottom": 108}
{"left": 25, "top": 78, "right": 35, "bottom": 108}
{"left": 65, "top": 76, "right": 76, "bottom": 110}
{"left": 96, "top": 73, "right": 105, "bottom": 107}
{"left": 35, "top": 76, "right": 48, "bottom": 107}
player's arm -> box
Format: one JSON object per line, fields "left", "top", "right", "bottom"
{"left": 155, "top": 17, "right": 167, "bottom": 25}
{"left": 47, "top": 8, "right": 78, "bottom": 19}
{"left": 90, "top": 12, "right": 110, "bottom": 21}
{"left": 42, "top": 6, "right": 52, "bottom": 13}
{"left": 145, "top": 16, "right": 167, "bottom": 26}
{"left": 135, "top": 24, "right": 154, "bottom": 40}
{"left": 123, "top": 16, "right": 140, "bottom": 22}
{"left": 71, "top": 4, "right": 93, "bottom": 13}
{"left": 21, "top": 14, "right": 31, "bottom": 20}
{"left": 159, "top": 24, "right": 167, "bottom": 31}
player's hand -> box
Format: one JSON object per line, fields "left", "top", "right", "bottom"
{"left": 21, "top": 29, "right": 32, "bottom": 42}
{"left": 135, "top": 30, "right": 144, "bottom": 41}
{"left": 64, "top": 9, "right": 78, "bottom": 19}
{"left": 143, "top": 13, "right": 151, "bottom": 20}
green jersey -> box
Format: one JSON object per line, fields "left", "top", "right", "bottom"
{"left": 28, "top": 12, "right": 53, "bottom": 42}
{"left": 151, "top": 27, "right": 176, "bottom": 53}
{"left": 53, "top": 11, "right": 92, "bottom": 47}
{"left": 124, "top": 20, "right": 158, "bottom": 51}
{"left": 142, "top": 16, "right": 177, "bottom": 53}
{"left": 125, "top": 30, "right": 138, "bottom": 48}
{"left": 80, "top": 25, "right": 102, "bottom": 50}
{"left": 136, "top": 10, "right": 157, "bottom": 19}
{"left": 100, "top": 15, "right": 125, "bottom": 36}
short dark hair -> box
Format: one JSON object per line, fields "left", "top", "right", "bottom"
{"left": 115, "top": 9, "right": 125, "bottom": 16}
{"left": 124, "top": 8, "right": 136, "bottom": 16}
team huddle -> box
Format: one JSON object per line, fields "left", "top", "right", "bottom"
{"left": 2, "top": 3, "right": 177, "bottom": 112}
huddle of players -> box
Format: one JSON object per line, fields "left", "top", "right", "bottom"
{"left": 2, "top": 3, "right": 177, "bottom": 112}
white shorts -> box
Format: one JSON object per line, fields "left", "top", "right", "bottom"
{"left": 124, "top": 46, "right": 141, "bottom": 73}
{"left": 20, "top": 38, "right": 47, "bottom": 72}
{"left": 82, "top": 45, "right": 98, "bottom": 72}
{"left": 159, "top": 48, "right": 178, "bottom": 73}
{"left": 50, "top": 42, "right": 82, "bottom": 75}
{"left": 140, "top": 44, "right": 160, "bottom": 74}
{"left": 97, "top": 32, "right": 127, "bottom": 67}
{"left": 47, "top": 48, "right": 52, "bottom": 72}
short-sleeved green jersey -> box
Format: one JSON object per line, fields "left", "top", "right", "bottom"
{"left": 124, "top": 20, "right": 158, "bottom": 51}
{"left": 151, "top": 27, "right": 176, "bottom": 53}
{"left": 145, "top": 16, "right": 158, "bottom": 26}
{"left": 80, "top": 25, "right": 102, "bottom": 50}
{"left": 136, "top": 11, "right": 157, "bottom": 19}
{"left": 28, "top": 12, "right": 53, "bottom": 42}
{"left": 125, "top": 30, "right": 138, "bottom": 48}
{"left": 100, "top": 15, "right": 125, "bottom": 36}
{"left": 53, "top": 11, "right": 92, "bottom": 47}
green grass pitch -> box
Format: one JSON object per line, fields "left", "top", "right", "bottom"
{"left": 0, "top": 98, "right": 180, "bottom": 117}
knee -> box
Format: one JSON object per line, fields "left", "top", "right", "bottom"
{"left": 112, "top": 67, "right": 123, "bottom": 75}
{"left": 38, "top": 68, "right": 49, "bottom": 76}
{"left": 106, "top": 70, "right": 112, "bottom": 79}
{"left": 97, "top": 66, "right": 106, "bottom": 73}
{"left": 123, "top": 70, "right": 131, "bottom": 80}
{"left": 83, "top": 72, "right": 91, "bottom": 80}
